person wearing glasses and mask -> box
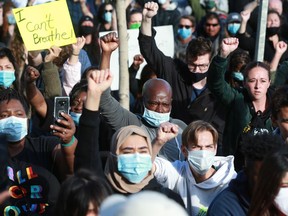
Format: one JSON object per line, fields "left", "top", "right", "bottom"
{"left": 139, "top": 2, "right": 227, "bottom": 155}
{"left": 152, "top": 120, "right": 236, "bottom": 216}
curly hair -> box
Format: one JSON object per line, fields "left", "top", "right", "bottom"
{"left": 241, "top": 132, "right": 284, "bottom": 161}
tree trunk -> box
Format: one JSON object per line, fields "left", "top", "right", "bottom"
{"left": 115, "top": 0, "right": 130, "bottom": 110}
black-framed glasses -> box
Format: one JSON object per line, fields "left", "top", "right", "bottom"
{"left": 179, "top": 25, "right": 192, "bottom": 29}
{"left": 188, "top": 63, "right": 210, "bottom": 71}
{"left": 205, "top": 23, "right": 219, "bottom": 27}
{"left": 105, "top": 9, "right": 113, "bottom": 13}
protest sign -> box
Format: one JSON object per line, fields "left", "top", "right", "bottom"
{"left": 13, "top": 1, "right": 76, "bottom": 51}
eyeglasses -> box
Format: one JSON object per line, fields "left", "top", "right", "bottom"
{"left": 205, "top": 23, "right": 219, "bottom": 27}
{"left": 178, "top": 25, "right": 192, "bottom": 29}
{"left": 188, "top": 63, "right": 210, "bottom": 71}
{"left": 105, "top": 9, "right": 113, "bottom": 13}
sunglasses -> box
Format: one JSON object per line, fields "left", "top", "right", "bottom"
{"left": 105, "top": 9, "right": 113, "bottom": 13}
{"left": 179, "top": 25, "right": 192, "bottom": 29}
{"left": 205, "top": 23, "right": 219, "bottom": 27}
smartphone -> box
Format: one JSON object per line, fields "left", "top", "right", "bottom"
{"left": 53, "top": 96, "right": 70, "bottom": 122}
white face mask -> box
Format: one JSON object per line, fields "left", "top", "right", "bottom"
{"left": 187, "top": 149, "right": 215, "bottom": 175}
{"left": 142, "top": 108, "right": 170, "bottom": 127}
{"left": 274, "top": 187, "right": 288, "bottom": 215}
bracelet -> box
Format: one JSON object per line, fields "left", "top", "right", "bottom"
{"left": 72, "top": 53, "right": 79, "bottom": 56}
{"left": 61, "top": 136, "right": 76, "bottom": 147}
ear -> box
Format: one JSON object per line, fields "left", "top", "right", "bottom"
{"left": 181, "top": 145, "right": 188, "bottom": 158}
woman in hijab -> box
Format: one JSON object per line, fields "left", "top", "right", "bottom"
{"left": 104, "top": 125, "right": 154, "bottom": 194}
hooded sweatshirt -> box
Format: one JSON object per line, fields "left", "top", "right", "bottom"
{"left": 154, "top": 156, "right": 236, "bottom": 216}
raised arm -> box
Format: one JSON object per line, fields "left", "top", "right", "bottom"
{"left": 207, "top": 38, "right": 239, "bottom": 105}
{"left": 270, "top": 41, "right": 287, "bottom": 73}
{"left": 152, "top": 122, "right": 179, "bottom": 162}
{"left": 42, "top": 46, "right": 62, "bottom": 98}
{"left": 140, "top": 1, "right": 158, "bottom": 37}
{"left": 86, "top": 69, "right": 113, "bottom": 110}
{"left": 62, "top": 37, "right": 86, "bottom": 96}
{"left": 239, "top": 10, "right": 251, "bottom": 35}
{"left": 100, "top": 32, "right": 119, "bottom": 70}
{"left": 219, "top": 38, "right": 239, "bottom": 59}
{"left": 25, "top": 66, "right": 47, "bottom": 119}
{"left": 74, "top": 69, "right": 113, "bottom": 175}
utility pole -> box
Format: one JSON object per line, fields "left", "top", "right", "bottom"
{"left": 115, "top": 0, "right": 130, "bottom": 110}
{"left": 255, "top": 0, "right": 269, "bottom": 61}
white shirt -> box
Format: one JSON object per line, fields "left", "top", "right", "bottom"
{"left": 154, "top": 156, "right": 236, "bottom": 216}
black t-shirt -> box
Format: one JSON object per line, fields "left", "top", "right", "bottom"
{"left": 13, "top": 136, "right": 59, "bottom": 173}
{"left": 0, "top": 159, "right": 60, "bottom": 215}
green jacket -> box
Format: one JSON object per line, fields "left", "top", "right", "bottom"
{"left": 274, "top": 61, "right": 288, "bottom": 87}
{"left": 207, "top": 55, "right": 273, "bottom": 155}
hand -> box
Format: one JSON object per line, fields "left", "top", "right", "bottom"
{"left": 50, "top": 113, "right": 76, "bottom": 144}
{"left": 72, "top": 36, "right": 86, "bottom": 55}
{"left": 275, "top": 41, "right": 287, "bottom": 55}
{"left": 220, "top": 37, "right": 239, "bottom": 58}
{"left": 100, "top": 32, "right": 119, "bottom": 53}
{"left": 240, "top": 10, "right": 251, "bottom": 23}
{"left": 132, "top": 54, "right": 144, "bottom": 70}
{"left": 44, "top": 46, "right": 62, "bottom": 62}
{"left": 143, "top": 2, "right": 159, "bottom": 19}
{"left": 86, "top": 69, "right": 113, "bottom": 93}
{"left": 25, "top": 66, "right": 40, "bottom": 83}
{"left": 155, "top": 122, "right": 179, "bottom": 146}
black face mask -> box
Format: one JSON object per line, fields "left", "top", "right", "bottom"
{"left": 190, "top": 71, "right": 208, "bottom": 83}
{"left": 266, "top": 27, "right": 280, "bottom": 37}
{"left": 80, "top": 26, "right": 94, "bottom": 36}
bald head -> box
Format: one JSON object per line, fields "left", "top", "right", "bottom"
{"left": 142, "top": 79, "right": 172, "bottom": 113}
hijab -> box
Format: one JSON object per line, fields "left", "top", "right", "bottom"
{"left": 104, "top": 125, "right": 154, "bottom": 194}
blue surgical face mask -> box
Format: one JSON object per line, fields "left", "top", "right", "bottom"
{"left": 0, "top": 70, "right": 15, "bottom": 88}
{"left": 117, "top": 153, "right": 152, "bottom": 183}
{"left": 142, "top": 107, "right": 170, "bottom": 127}
{"left": 70, "top": 111, "right": 81, "bottom": 126}
{"left": 232, "top": 71, "right": 244, "bottom": 81}
{"left": 186, "top": 149, "right": 215, "bottom": 175}
{"left": 103, "top": 12, "right": 112, "bottom": 23}
{"left": 0, "top": 116, "right": 28, "bottom": 142}
{"left": 227, "top": 23, "right": 241, "bottom": 35}
{"left": 7, "top": 14, "right": 16, "bottom": 25}
{"left": 177, "top": 28, "right": 192, "bottom": 40}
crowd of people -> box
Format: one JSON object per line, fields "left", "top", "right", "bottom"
{"left": 1, "top": 0, "right": 288, "bottom": 215}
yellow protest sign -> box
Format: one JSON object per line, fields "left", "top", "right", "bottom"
{"left": 12, "top": 1, "right": 76, "bottom": 51}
